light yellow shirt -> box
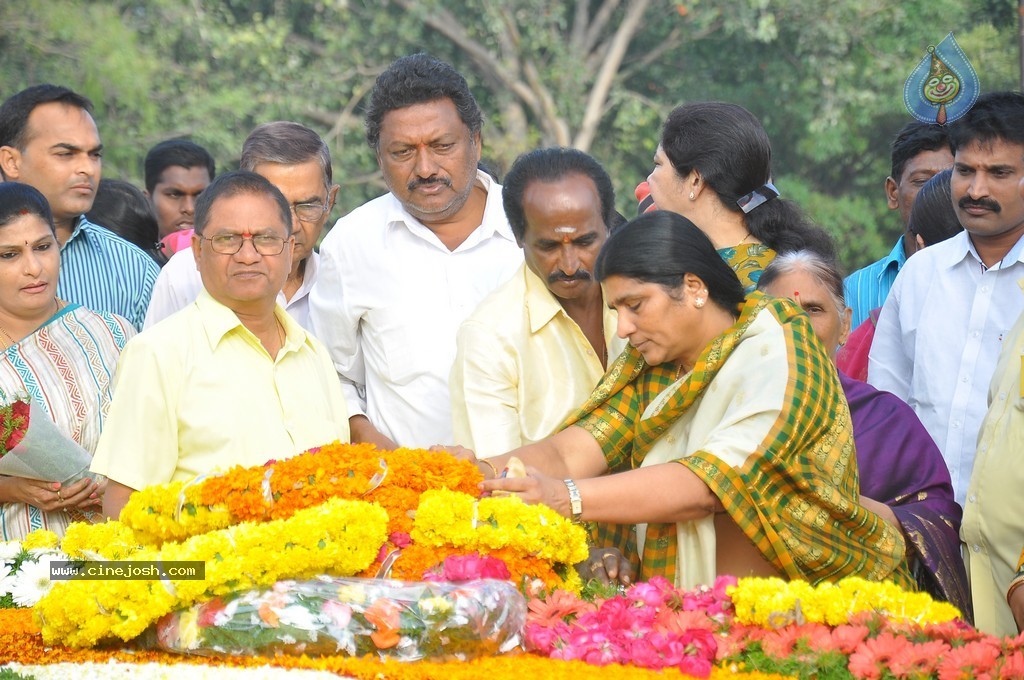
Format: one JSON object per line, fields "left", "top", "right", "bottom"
{"left": 91, "top": 291, "right": 350, "bottom": 489}
{"left": 450, "top": 264, "right": 626, "bottom": 457}
{"left": 961, "top": 279, "right": 1024, "bottom": 636}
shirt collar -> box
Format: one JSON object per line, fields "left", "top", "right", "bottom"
{"left": 382, "top": 170, "right": 515, "bottom": 247}
{"left": 61, "top": 215, "right": 91, "bottom": 250}
{"left": 523, "top": 264, "right": 617, "bottom": 340}
{"left": 874, "top": 236, "right": 908, "bottom": 281}
{"left": 285, "top": 251, "right": 319, "bottom": 304}
{"left": 195, "top": 289, "right": 313, "bottom": 354}
{"left": 938, "top": 230, "right": 1024, "bottom": 271}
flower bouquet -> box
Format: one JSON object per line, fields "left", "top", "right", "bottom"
{"left": 0, "top": 397, "right": 101, "bottom": 488}
{"left": 152, "top": 576, "right": 526, "bottom": 662}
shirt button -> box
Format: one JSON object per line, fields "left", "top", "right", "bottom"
{"left": 969, "top": 495, "right": 976, "bottom": 503}
{"left": 971, "top": 331, "right": 980, "bottom": 339}
{"left": 961, "top": 376, "right": 969, "bottom": 383}
{"left": 586, "top": 349, "right": 594, "bottom": 355}
{"left": 981, "top": 285, "right": 989, "bottom": 292}
{"left": 1000, "top": 392, "right": 1008, "bottom": 400}
{"left": 973, "top": 544, "right": 981, "bottom": 553}
{"left": 952, "top": 421, "right": 961, "bottom": 428}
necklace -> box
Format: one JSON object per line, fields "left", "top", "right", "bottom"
{"left": 733, "top": 231, "right": 752, "bottom": 248}
{"left": 0, "top": 298, "right": 62, "bottom": 349}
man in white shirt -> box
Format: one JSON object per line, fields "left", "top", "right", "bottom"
{"left": 144, "top": 122, "right": 339, "bottom": 330}
{"left": 451, "top": 147, "right": 627, "bottom": 457}
{"left": 309, "top": 54, "right": 522, "bottom": 449}
{"left": 869, "top": 91, "right": 1024, "bottom": 504}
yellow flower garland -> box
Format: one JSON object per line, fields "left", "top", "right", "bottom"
{"left": 60, "top": 521, "right": 141, "bottom": 560}
{"left": 21, "top": 529, "right": 58, "bottom": 551}
{"left": 35, "top": 498, "right": 388, "bottom": 647}
{"left": 411, "top": 490, "right": 589, "bottom": 592}
{"left": 119, "top": 479, "right": 233, "bottom": 546}
{"left": 728, "top": 576, "right": 961, "bottom": 627}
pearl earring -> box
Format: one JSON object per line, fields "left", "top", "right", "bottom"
{"left": 689, "top": 191, "right": 695, "bottom": 201}
{"left": 695, "top": 297, "right": 705, "bottom": 308}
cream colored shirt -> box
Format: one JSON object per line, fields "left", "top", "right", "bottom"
{"left": 961, "top": 278, "right": 1024, "bottom": 636}
{"left": 91, "top": 291, "right": 349, "bottom": 489}
{"left": 450, "top": 264, "right": 626, "bottom": 457}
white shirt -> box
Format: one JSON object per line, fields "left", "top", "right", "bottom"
{"left": 143, "top": 248, "right": 321, "bottom": 330}
{"left": 868, "top": 230, "right": 1024, "bottom": 504}
{"left": 309, "top": 171, "right": 521, "bottom": 448}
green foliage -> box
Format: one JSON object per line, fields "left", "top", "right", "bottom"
{"left": 0, "top": 0, "right": 1018, "bottom": 268}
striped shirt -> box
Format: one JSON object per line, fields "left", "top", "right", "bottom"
{"left": 843, "top": 237, "right": 908, "bottom": 329}
{"left": 58, "top": 216, "right": 160, "bottom": 330}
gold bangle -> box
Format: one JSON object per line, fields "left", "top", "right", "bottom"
{"left": 478, "top": 459, "right": 499, "bottom": 480}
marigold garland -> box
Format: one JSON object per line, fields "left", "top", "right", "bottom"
{"left": 118, "top": 443, "right": 483, "bottom": 547}
{"left": 21, "top": 529, "right": 58, "bottom": 551}
{"left": 60, "top": 520, "right": 141, "bottom": 560}
{"left": 34, "top": 498, "right": 388, "bottom": 647}
{"left": 728, "top": 576, "right": 962, "bottom": 627}
{"left": 410, "top": 490, "right": 588, "bottom": 593}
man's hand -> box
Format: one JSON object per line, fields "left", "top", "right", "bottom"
{"left": 577, "top": 546, "right": 634, "bottom": 588}
{"left": 1011, "top": 583, "right": 1024, "bottom": 632}
{"left": 349, "top": 415, "right": 397, "bottom": 450}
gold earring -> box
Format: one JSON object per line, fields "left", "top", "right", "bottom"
{"left": 689, "top": 191, "right": 695, "bottom": 200}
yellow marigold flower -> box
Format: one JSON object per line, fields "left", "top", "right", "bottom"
{"left": 22, "top": 529, "right": 58, "bottom": 551}
{"left": 60, "top": 521, "right": 141, "bottom": 560}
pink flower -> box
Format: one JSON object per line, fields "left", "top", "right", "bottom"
{"left": 527, "top": 589, "right": 595, "bottom": 627}
{"left": 424, "top": 552, "right": 510, "bottom": 582}
{"left": 761, "top": 626, "right": 804, "bottom": 659}
{"left": 997, "top": 650, "right": 1024, "bottom": 678}
{"left": 654, "top": 608, "right": 715, "bottom": 634}
{"left": 848, "top": 632, "right": 912, "bottom": 680}
{"left": 831, "top": 624, "right": 871, "bottom": 654}
{"left": 936, "top": 640, "right": 1001, "bottom": 680}
{"left": 679, "top": 655, "right": 714, "bottom": 678}
{"left": 388, "top": 531, "right": 412, "bottom": 548}
{"left": 888, "top": 639, "right": 949, "bottom": 677}
{"left": 524, "top": 621, "right": 568, "bottom": 653}
{"left": 321, "top": 600, "right": 352, "bottom": 629}
{"left": 628, "top": 581, "right": 668, "bottom": 608}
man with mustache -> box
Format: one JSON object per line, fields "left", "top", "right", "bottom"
{"left": 869, "top": 91, "right": 1024, "bottom": 507}
{"left": 143, "top": 122, "right": 338, "bottom": 330}
{"left": 309, "top": 54, "right": 521, "bottom": 449}
{"left": 450, "top": 147, "right": 626, "bottom": 456}
{"left": 0, "top": 85, "right": 159, "bottom": 329}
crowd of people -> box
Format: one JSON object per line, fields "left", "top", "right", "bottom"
{"left": 1, "top": 53, "right": 1022, "bottom": 640}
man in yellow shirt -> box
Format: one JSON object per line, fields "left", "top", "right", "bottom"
{"left": 92, "top": 171, "right": 349, "bottom": 518}
{"left": 450, "top": 147, "right": 625, "bottom": 457}
{"left": 961, "top": 279, "right": 1024, "bottom": 636}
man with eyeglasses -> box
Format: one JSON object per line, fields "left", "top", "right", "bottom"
{"left": 144, "top": 121, "right": 339, "bottom": 329}
{"left": 92, "top": 170, "right": 350, "bottom": 519}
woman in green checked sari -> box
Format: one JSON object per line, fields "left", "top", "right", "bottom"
{"left": 459, "top": 211, "right": 911, "bottom": 590}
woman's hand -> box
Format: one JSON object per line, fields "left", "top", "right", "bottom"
{"left": 577, "top": 547, "right": 634, "bottom": 588}
{"left": 0, "top": 476, "right": 100, "bottom": 512}
{"left": 480, "top": 468, "right": 573, "bottom": 516}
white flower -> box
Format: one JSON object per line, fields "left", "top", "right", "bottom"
{"left": 0, "top": 570, "right": 17, "bottom": 598}
{"left": 0, "top": 540, "right": 23, "bottom": 562}
{"left": 11, "top": 554, "right": 57, "bottom": 606}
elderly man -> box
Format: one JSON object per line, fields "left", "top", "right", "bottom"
{"left": 870, "top": 91, "right": 1024, "bottom": 505}
{"left": 844, "top": 122, "right": 953, "bottom": 329}
{"left": 450, "top": 147, "right": 625, "bottom": 457}
{"left": 144, "top": 138, "right": 216, "bottom": 239}
{"left": 0, "top": 84, "right": 159, "bottom": 329}
{"left": 93, "top": 171, "right": 350, "bottom": 518}
{"left": 309, "top": 53, "right": 521, "bottom": 449}
{"left": 144, "top": 122, "right": 338, "bottom": 329}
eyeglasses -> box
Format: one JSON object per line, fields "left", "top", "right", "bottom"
{"left": 202, "top": 233, "right": 290, "bottom": 255}
{"left": 292, "top": 201, "right": 329, "bottom": 224}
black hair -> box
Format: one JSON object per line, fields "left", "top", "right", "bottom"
{"left": 596, "top": 210, "right": 745, "bottom": 313}
{"left": 193, "top": 170, "right": 292, "bottom": 236}
{"left": 949, "top": 91, "right": 1024, "bottom": 152}
{"left": 143, "top": 139, "right": 216, "bottom": 194}
{"left": 364, "top": 53, "right": 483, "bottom": 150}
{"left": 502, "top": 147, "right": 616, "bottom": 242}
{"left": 0, "top": 182, "right": 55, "bottom": 233}
{"left": 889, "top": 121, "right": 952, "bottom": 182}
{"left": 0, "top": 84, "right": 93, "bottom": 153}
{"left": 906, "top": 169, "right": 963, "bottom": 247}
{"left": 660, "top": 102, "right": 833, "bottom": 258}
{"left": 86, "top": 179, "right": 165, "bottom": 265}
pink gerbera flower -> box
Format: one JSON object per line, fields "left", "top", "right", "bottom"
{"left": 935, "top": 640, "right": 1001, "bottom": 680}
{"left": 848, "top": 632, "right": 913, "bottom": 680}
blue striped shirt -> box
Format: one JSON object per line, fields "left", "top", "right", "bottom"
{"left": 57, "top": 216, "right": 160, "bottom": 330}
{"left": 843, "top": 237, "right": 908, "bottom": 329}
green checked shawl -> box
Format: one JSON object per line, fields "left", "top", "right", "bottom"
{"left": 565, "top": 292, "right": 912, "bottom": 588}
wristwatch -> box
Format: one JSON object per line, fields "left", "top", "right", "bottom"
{"left": 563, "top": 479, "right": 583, "bottom": 523}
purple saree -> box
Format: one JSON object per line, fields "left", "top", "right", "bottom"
{"left": 841, "top": 371, "right": 972, "bottom": 619}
